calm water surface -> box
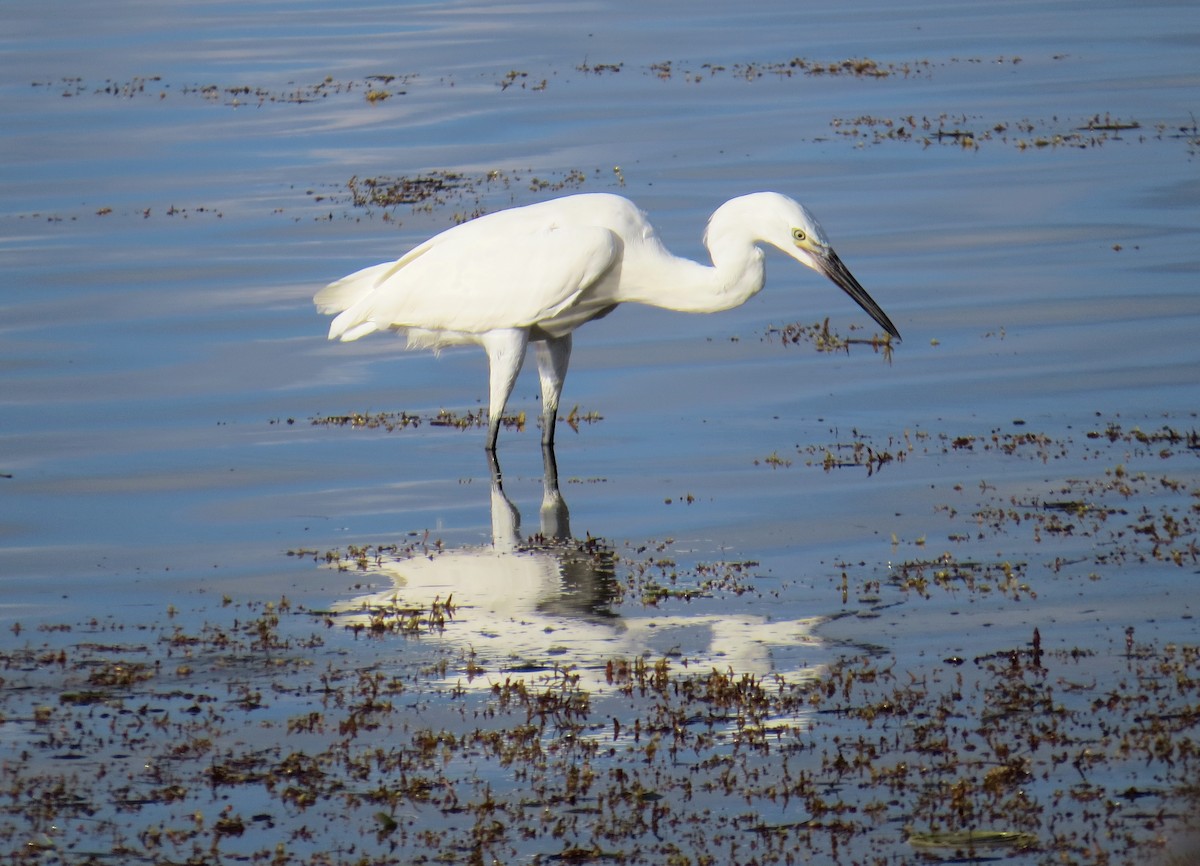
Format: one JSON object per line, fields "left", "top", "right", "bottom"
{"left": 1, "top": 1, "right": 1198, "bottom": 862}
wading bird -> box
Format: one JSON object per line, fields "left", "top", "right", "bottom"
{"left": 315, "top": 192, "right": 901, "bottom": 450}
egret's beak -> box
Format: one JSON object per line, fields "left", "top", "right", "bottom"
{"left": 815, "top": 248, "right": 901, "bottom": 341}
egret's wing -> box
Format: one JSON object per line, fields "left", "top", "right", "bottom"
{"left": 328, "top": 222, "right": 619, "bottom": 341}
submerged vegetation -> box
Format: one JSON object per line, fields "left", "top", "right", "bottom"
{"left": 308, "top": 405, "right": 602, "bottom": 436}
{"left": 3, "top": 414, "right": 1198, "bottom": 864}
{"left": 766, "top": 317, "right": 896, "bottom": 360}
{"left": 311, "top": 407, "right": 526, "bottom": 435}
{"left": 3, "top": 579, "right": 1198, "bottom": 863}
{"left": 829, "top": 111, "right": 1159, "bottom": 151}
{"left": 19, "top": 56, "right": 1194, "bottom": 226}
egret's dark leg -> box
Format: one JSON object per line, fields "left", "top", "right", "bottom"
{"left": 535, "top": 334, "right": 572, "bottom": 447}
{"left": 486, "top": 448, "right": 503, "bottom": 483}
{"left": 481, "top": 328, "right": 529, "bottom": 451}
{"left": 539, "top": 443, "right": 570, "bottom": 539}
{"left": 486, "top": 451, "right": 522, "bottom": 548}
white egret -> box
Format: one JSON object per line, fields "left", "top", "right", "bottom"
{"left": 315, "top": 192, "right": 901, "bottom": 450}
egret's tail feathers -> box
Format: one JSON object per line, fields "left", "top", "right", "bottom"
{"left": 314, "top": 261, "right": 394, "bottom": 314}
{"left": 337, "top": 321, "right": 380, "bottom": 342}
{"left": 328, "top": 308, "right": 379, "bottom": 342}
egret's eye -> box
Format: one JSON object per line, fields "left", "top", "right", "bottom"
{"left": 792, "top": 228, "right": 807, "bottom": 243}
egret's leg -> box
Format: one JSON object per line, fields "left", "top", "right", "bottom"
{"left": 539, "top": 444, "right": 570, "bottom": 539}
{"left": 534, "top": 334, "right": 572, "bottom": 446}
{"left": 481, "top": 328, "right": 530, "bottom": 451}
{"left": 488, "top": 460, "right": 521, "bottom": 551}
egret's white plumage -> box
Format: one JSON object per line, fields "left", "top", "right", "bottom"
{"left": 315, "top": 192, "right": 901, "bottom": 450}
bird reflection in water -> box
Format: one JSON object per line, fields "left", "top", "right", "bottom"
{"left": 329, "top": 447, "right": 830, "bottom": 690}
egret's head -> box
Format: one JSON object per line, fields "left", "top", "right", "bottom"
{"left": 713, "top": 192, "right": 901, "bottom": 341}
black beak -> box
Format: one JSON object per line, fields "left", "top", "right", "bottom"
{"left": 818, "top": 249, "right": 901, "bottom": 341}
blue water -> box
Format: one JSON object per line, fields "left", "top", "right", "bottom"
{"left": 3, "top": 0, "right": 1198, "bottom": 647}
{"left": 1, "top": 1, "right": 1199, "bottom": 860}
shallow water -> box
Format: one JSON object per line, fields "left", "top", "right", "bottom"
{"left": 2, "top": 1, "right": 1199, "bottom": 863}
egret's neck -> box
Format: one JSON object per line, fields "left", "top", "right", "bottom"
{"left": 621, "top": 241, "right": 766, "bottom": 314}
